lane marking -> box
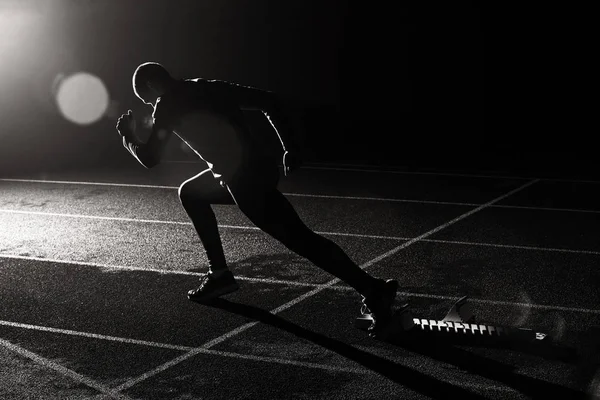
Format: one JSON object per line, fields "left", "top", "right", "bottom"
{"left": 297, "top": 164, "right": 600, "bottom": 184}
{"left": 112, "top": 350, "right": 202, "bottom": 392}
{"left": 111, "top": 347, "right": 515, "bottom": 393}
{"left": 0, "top": 253, "right": 333, "bottom": 289}
{"left": 114, "top": 179, "right": 540, "bottom": 391}
{"left": 299, "top": 165, "right": 532, "bottom": 180}
{"left": 162, "top": 161, "right": 532, "bottom": 181}
{"left": 0, "top": 320, "right": 193, "bottom": 351}
{"left": 493, "top": 204, "right": 600, "bottom": 215}
{"left": 2, "top": 252, "right": 599, "bottom": 314}
{"left": 2, "top": 251, "right": 598, "bottom": 316}
{"left": 424, "top": 239, "right": 600, "bottom": 256}
{"left": 0, "top": 319, "right": 517, "bottom": 393}
{"left": 285, "top": 193, "right": 477, "bottom": 206}
{"left": 2, "top": 178, "right": 599, "bottom": 214}
{"left": 2, "top": 208, "right": 599, "bottom": 255}
{"left": 392, "top": 292, "right": 600, "bottom": 314}
{"left": 0, "top": 209, "right": 194, "bottom": 226}
{"left": 0, "top": 178, "right": 177, "bottom": 190}
{"left": 0, "top": 337, "right": 131, "bottom": 399}
{"left": 2, "top": 252, "right": 598, "bottom": 314}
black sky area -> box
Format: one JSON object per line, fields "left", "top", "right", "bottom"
{"left": 3, "top": 2, "right": 593, "bottom": 177}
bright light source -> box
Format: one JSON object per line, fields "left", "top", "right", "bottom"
{"left": 54, "top": 72, "right": 109, "bottom": 125}
{"left": 0, "top": 7, "right": 37, "bottom": 52}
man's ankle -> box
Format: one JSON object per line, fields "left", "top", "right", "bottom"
{"left": 359, "top": 277, "right": 382, "bottom": 297}
{"left": 209, "top": 268, "right": 230, "bottom": 277}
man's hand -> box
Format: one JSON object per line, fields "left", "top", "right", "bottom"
{"left": 116, "top": 110, "right": 137, "bottom": 141}
{"left": 282, "top": 150, "right": 303, "bottom": 177}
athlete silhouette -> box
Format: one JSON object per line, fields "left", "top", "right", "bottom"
{"left": 116, "top": 62, "right": 398, "bottom": 336}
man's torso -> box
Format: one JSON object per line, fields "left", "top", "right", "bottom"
{"left": 152, "top": 79, "right": 265, "bottom": 181}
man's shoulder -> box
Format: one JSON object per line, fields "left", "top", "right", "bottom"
{"left": 154, "top": 80, "right": 195, "bottom": 109}
{"left": 152, "top": 79, "right": 210, "bottom": 122}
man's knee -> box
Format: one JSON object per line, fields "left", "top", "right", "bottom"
{"left": 178, "top": 169, "right": 213, "bottom": 204}
{"left": 178, "top": 182, "right": 195, "bottom": 207}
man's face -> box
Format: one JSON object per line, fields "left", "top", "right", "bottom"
{"left": 144, "top": 83, "right": 161, "bottom": 107}
{"left": 145, "top": 93, "right": 159, "bottom": 107}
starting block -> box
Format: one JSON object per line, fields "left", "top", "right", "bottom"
{"left": 355, "top": 296, "right": 549, "bottom": 343}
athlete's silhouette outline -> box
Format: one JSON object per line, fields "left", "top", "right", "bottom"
{"left": 116, "top": 62, "right": 398, "bottom": 337}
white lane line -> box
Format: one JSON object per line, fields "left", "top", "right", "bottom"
{"left": 289, "top": 194, "right": 600, "bottom": 214}
{"left": 161, "top": 161, "right": 531, "bottom": 181}
{"left": 0, "top": 337, "right": 131, "bottom": 400}
{"left": 494, "top": 204, "right": 600, "bottom": 214}
{"left": 299, "top": 166, "right": 532, "bottom": 180}
{"left": 114, "top": 179, "right": 540, "bottom": 392}
{"left": 0, "top": 253, "right": 333, "bottom": 290}
{"left": 200, "top": 349, "right": 515, "bottom": 393}
{"left": 2, "top": 209, "right": 600, "bottom": 255}
{"left": 3, "top": 248, "right": 598, "bottom": 316}
{"left": 392, "top": 293, "right": 600, "bottom": 314}
{"left": 113, "top": 344, "right": 514, "bottom": 394}
{"left": 0, "top": 320, "right": 193, "bottom": 351}
{"left": 0, "top": 319, "right": 366, "bottom": 375}
{"left": 2, "top": 177, "right": 599, "bottom": 214}
{"left": 0, "top": 178, "right": 177, "bottom": 190}
{"left": 424, "top": 239, "right": 600, "bottom": 256}
{"left": 0, "top": 209, "right": 402, "bottom": 241}
{"left": 112, "top": 351, "right": 201, "bottom": 392}
{"left": 163, "top": 160, "right": 600, "bottom": 184}
{"left": 299, "top": 164, "right": 600, "bottom": 184}
{"left": 314, "top": 230, "right": 408, "bottom": 241}
{"left": 0, "top": 320, "right": 529, "bottom": 393}
{"left": 0, "top": 209, "right": 193, "bottom": 226}
{"left": 284, "top": 193, "right": 478, "bottom": 207}
{"left": 2, "top": 252, "right": 599, "bottom": 314}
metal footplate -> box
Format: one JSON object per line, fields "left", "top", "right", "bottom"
{"left": 411, "top": 318, "right": 547, "bottom": 342}
{"left": 355, "top": 296, "right": 549, "bottom": 343}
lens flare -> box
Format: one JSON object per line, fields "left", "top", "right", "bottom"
{"left": 550, "top": 313, "right": 567, "bottom": 342}
{"left": 514, "top": 291, "right": 532, "bottom": 326}
{"left": 181, "top": 141, "right": 193, "bottom": 153}
{"left": 55, "top": 72, "right": 109, "bottom": 125}
{"left": 587, "top": 368, "right": 600, "bottom": 400}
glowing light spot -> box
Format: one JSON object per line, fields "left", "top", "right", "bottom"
{"left": 514, "top": 291, "right": 532, "bottom": 326}
{"left": 180, "top": 141, "right": 193, "bottom": 153}
{"left": 588, "top": 368, "right": 600, "bottom": 399}
{"left": 142, "top": 115, "right": 153, "bottom": 129}
{"left": 550, "top": 314, "right": 567, "bottom": 341}
{"left": 55, "top": 72, "right": 109, "bottom": 125}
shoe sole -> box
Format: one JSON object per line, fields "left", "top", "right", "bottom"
{"left": 187, "top": 282, "right": 240, "bottom": 303}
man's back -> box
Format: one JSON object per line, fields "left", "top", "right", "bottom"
{"left": 153, "top": 78, "right": 263, "bottom": 180}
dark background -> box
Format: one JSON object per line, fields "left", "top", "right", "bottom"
{"left": 0, "top": 1, "right": 594, "bottom": 178}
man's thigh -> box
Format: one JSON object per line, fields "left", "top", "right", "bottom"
{"left": 226, "top": 158, "right": 280, "bottom": 198}
{"left": 179, "top": 168, "right": 235, "bottom": 205}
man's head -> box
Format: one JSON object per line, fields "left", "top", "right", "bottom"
{"left": 132, "top": 62, "right": 175, "bottom": 106}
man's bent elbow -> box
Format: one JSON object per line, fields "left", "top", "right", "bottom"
{"left": 139, "top": 155, "right": 160, "bottom": 169}
{"left": 129, "top": 145, "right": 160, "bottom": 169}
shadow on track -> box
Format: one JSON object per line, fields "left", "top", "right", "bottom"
{"left": 203, "top": 298, "right": 486, "bottom": 399}
{"left": 200, "top": 298, "right": 592, "bottom": 399}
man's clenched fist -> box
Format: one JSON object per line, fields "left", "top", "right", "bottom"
{"left": 116, "top": 110, "right": 136, "bottom": 139}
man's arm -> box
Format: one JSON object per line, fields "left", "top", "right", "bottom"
{"left": 117, "top": 110, "right": 172, "bottom": 169}
{"left": 123, "top": 124, "right": 172, "bottom": 169}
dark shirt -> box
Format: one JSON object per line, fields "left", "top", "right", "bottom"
{"left": 152, "top": 78, "right": 262, "bottom": 181}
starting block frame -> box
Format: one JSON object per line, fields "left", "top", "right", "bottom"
{"left": 356, "top": 296, "right": 549, "bottom": 343}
